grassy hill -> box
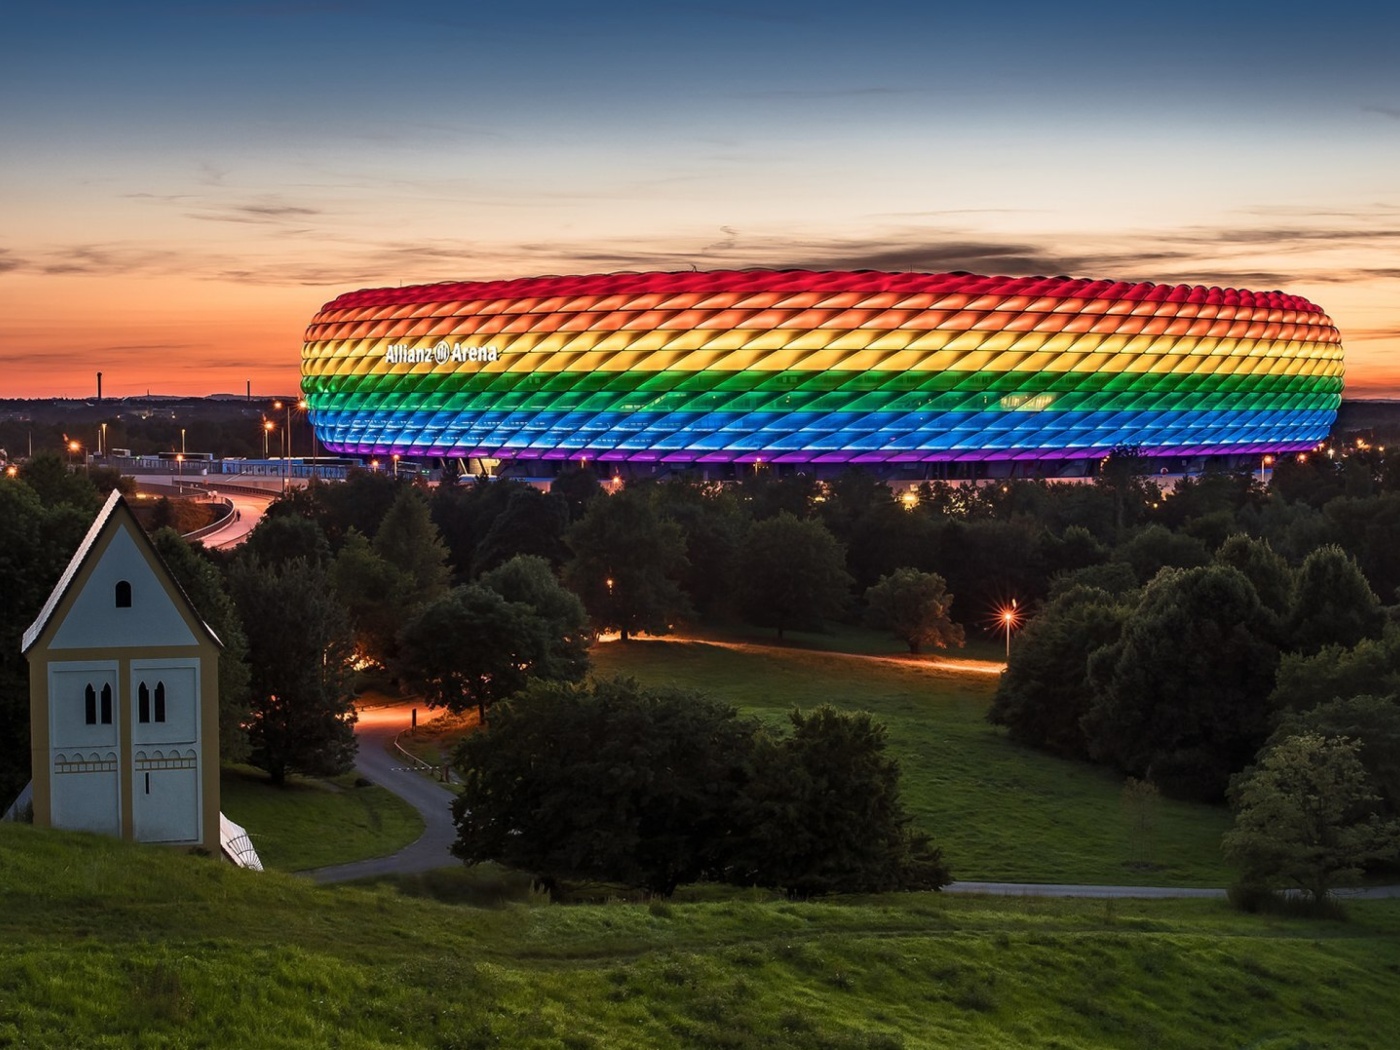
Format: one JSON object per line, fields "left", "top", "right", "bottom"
{"left": 2, "top": 822, "right": 1398, "bottom": 1049}
{"left": 591, "top": 633, "right": 1232, "bottom": 886}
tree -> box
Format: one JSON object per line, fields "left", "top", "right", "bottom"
{"left": 1084, "top": 565, "right": 1280, "bottom": 800}
{"left": 1120, "top": 777, "right": 1161, "bottom": 869}
{"left": 1287, "top": 544, "right": 1386, "bottom": 655}
{"left": 331, "top": 527, "right": 409, "bottom": 668}
{"left": 452, "top": 677, "right": 756, "bottom": 895}
{"left": 736, "top": 512, "right": 852, "bottom": 639}
{"left": 241, "top": 514, "right": 331, "bottom": 567}
{"left": 729, "top": 706, "right": 951, "bottom": 896}
{"left": 1214, "top": 533, "right": 1293, "bottom": 620}
{"left": 450, "top": 680, "right": 949, "bottom": 898}
{"left": 989, "top": 584, "right": 1128, "bottom": 761}
{"left": 863, "top": 567, "right": 965, "bottom": 654}
{"left": 372, "top": 486, "right": 451, "bottom": 608}
{"left": 649, "top": 478, "right": 747, "bottom": 620}
{"left": 1111, "top": 524, "right": 1210, "bottom": 585}
{"left": 17, "top": 450, "right": 101, "bottom": 512}
{"left": 471, "top": 485, "right": 570, "bottom": 574}
{"left": 478, "top": 554, "right": 591, "bottom": 683}
{"left": 228, "top": 557, "right": 357, "bottom": 785}
{"left": 1223, "top": 733, "right": 1400, "bottom": 904}
{"left": 149, "top": 528, "right": 252, "bottom": 762}
{"left": 563, "top": 487, "right": 690, "bottom": 640}
{"left": 397, "top": 584, "right": 568, "bottom": 724}
{"left": 1271, "top": 694, "right": 1400, "bottom": 819}
{"left": 1095, "top": 444, "right": 1158, "bottom": 534}
{"left": 0, "top": 478, "right": 92, "bottom": 803}
{"left": 1270, "top": 627, "right": 1400, "bottom": 714}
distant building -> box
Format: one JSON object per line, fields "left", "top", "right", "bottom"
{"left": 301, "top": 269, "right": 1344, "bottom": 477}
{"left": 22, "top": 492, "right": 223, "bottom": 854}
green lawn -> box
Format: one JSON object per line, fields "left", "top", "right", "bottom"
{"left": 219, "top": 765, "right": 424, "bottom": 872}
{"left": 2, "top": 822, "right": 1397, "bottom": 1049}
{"left": 592, "top": 636, "right": 1233, "bottom": 887}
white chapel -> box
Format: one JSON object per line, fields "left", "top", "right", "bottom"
{"left": 22, "top": 491, "right": 224, "bottom": 854}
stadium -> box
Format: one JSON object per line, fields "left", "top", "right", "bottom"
{"left": 300, "top": 270, "right": 1344, "bottom": 479}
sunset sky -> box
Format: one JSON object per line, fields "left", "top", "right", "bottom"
{"left": 4, "top": 1, "right": 1399, "bottom": 399}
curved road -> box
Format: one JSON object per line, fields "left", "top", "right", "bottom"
{"left": 201, "top": 490, "right": 277, "bottom": 549}
{"left": 303, "top": 666, "right": 1400, "bottom": 900}
{"left": 305, "top": 704, "right": 460, "bottom": 883}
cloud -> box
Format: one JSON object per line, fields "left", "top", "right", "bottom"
{"left": 0, "top": 250, "right": 27, "bottom": 274}
{"left": 187, "top": 198, "right": 324, "bottom": 225}
{"left": 34, "top": 246, "right": 187, "bottom": 277}
{"left": 1363, "top": 105, "right": 1400, "bottom": 120}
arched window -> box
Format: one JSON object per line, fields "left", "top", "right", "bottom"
{"left": 84, "top": 684, "right": 96, "bottom": 725}
{"left": 115, "top": 581, "right": 132, "bottom": 608}
{"left": 154, "top": 682, "right": 166, "bottom": 723}
{"left": 100, "top": 683, "right": 113, "bottom": 725}
{"left": 138, "top": 682, "right": 150, "bottom": 723}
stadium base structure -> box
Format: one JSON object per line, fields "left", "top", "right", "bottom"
{"left": 301, "top": 270, "right": 1344, "bottom": 473}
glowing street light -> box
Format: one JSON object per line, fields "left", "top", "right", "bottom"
{"left": 262, "top": 419, "right": 274, "bottom": 460}
{"left": 999, "top": 599, "right": 1020, "bottom": 663}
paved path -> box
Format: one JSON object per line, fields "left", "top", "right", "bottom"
{"left": 200, "top": 490, "right": 276, "bottom": 549}
{"left": 304, "top": 703, "right": 460, "bottom": 884}
{"left": 946, "top": 881, "right": 1400, "bottom": 899}
{"left": 629, "top": 632, "right": 1007, "bottom": 676}
{"left": 946, "top": 881, "right": 1226, "bottom": 899}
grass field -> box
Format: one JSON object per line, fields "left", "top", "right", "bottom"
{"left": 591, "top": 631, "right": 1234, "bottom": 887}
{"left": 219, "top": 765, "right": 424, "bottom": 872}
{"left": 2, "top": 822, "right": 1397, "bottom": 1049}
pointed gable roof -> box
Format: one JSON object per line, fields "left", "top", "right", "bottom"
{"left": 21, "top": 490, "right": 223, "bottom": 654}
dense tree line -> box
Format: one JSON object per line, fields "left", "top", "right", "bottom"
{"left": 10, "top": 430, "right": 1400, "bottom": 900}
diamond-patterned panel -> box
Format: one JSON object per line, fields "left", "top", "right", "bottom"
{"left": 301, "top": 270, "right": 1344, "bottom": 463}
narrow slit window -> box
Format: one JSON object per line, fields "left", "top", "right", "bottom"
{"left": 100, "top": 683, "right": 113, "bottom": 725}
{"left": 154, "top": 682, "right": 166, "bottom": 723}
{"left": 115, "top": 581, "right": 132, "bottom": 607}
{"left": 84, "top": 684, "right": 97, "bottom": 725}
{"left": 138, "top": 682, "right": 150, "bottom": 723}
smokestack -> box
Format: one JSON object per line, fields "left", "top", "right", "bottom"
{"left": 247, "top": 380, "right": 251, "bottom": 402}
{"left": 97, "top": 372, "right": 102, "bottom": 401}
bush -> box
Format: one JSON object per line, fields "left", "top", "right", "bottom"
{"left": 729, "top": 706, "right": 951, "bottom": 896}
{"left": 451, "top": 679, "right": 949, "bottom": 897}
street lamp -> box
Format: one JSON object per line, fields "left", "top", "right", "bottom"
{"left": 999, "top": 599, "right": 1020, "bottom": 663}
{"left": 392, "top": 453, "right": 400, "bottom": 478}
{"left": 262, "top": 419, "right": 274, "bottom": 460}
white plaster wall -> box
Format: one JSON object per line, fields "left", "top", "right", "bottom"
{"left": 49, "top": 528, "right": 196, "bottom": 650}
{"left": 49, "top": 662, "right": 119, "bottom": 750}
{"left": 130, "top": 660, "right": 199, "bottom": 746}
{"left": 132, "top": 750, "right": 200, "bottom": 843}
{"left": 51, "top": 753, "right": 121, "bottom": 835}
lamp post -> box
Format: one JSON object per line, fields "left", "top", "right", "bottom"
{"left": 1000, "top": 599, "right": 1020, "bottom": 663}
{"left": 262, "top": 419, "right": 273, "bottom": 460}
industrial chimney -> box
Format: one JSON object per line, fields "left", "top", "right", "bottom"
{"left": 97, "top": 372, "right": 103, "bottom": 401}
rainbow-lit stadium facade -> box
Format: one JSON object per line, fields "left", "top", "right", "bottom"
{"left": 301, "top": 270, "right": 1344, "bottom": 470}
